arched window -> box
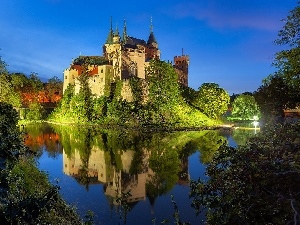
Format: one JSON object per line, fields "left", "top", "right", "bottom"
{"left": 129, "top": 61, "right": 137, "bottom": 77}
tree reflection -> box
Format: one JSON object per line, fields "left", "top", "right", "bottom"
{"left": 197, "top": 131, "right": 227, "bottom": 164}
{"left": 74, "top": 128, "right": 93, "bottom": 190}
{"left": 35, "top": 125, "right": 243, "bottom": 217}
{"left": 146, "top": 146, "right": 180, "bottom": 199}
{"left": 23, "top": 123, "right": 62, "bottom": 157}
{"left": 232, "top": 129, "right": 257, "bottom": 146}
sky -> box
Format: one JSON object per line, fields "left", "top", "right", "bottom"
{"left": 0, "top": 0, "right": 298, "bottom": 94}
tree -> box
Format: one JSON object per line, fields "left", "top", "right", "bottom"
{"left": 193, "top": 83, "right": 230, "bottom": 119}
{"left": 146, "top": 59, "right": 181, "bottom": 106}
{"left": 146, "top": 59, "right": 182, "bottom": 123}
{"left": 0, "top": 54, "right": 7, "bottom": 74}
{"left": 0, "top": 59, "right": 22, "bottom": 108}
{"left": 28, "top": 72, "right": 43, "bottom": 98}
{"left": 274, "top": 3, "right": 300, "bottom": 85}
{"left": 255, "top": 75, "right": 293, "bottom": 118}
{"left": 45, "top": 76, "right": 63, "bottom": 103}
{"left": 76, "top": 65, "right": 93, "bottom": 122}
{"left": 254, "top": 3, "right": 300, "bottom": 120}
{"left": 0, "top": 74, "right": 22, "bottom": 107}
{"left": 27, "top": 101, "right": 45, "bottom": 120}
{"left": 231, "top": 94, "right": 260, "bottom": 120}
{"left": 0, "top": 102, "right": 83, "bottom": 224}
{"left": 190, "top": 121, "right": 300, "bottom": 224}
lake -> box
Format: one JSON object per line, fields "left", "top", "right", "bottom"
{"left": 23, "top": 123, "right": 258, "bottom": 225}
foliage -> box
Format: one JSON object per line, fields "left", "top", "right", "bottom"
{"left": 231, "top": 94, "right": 260, "bottom": 120}
{"left": 0, "top": 102, "right": 84, "bottom": 224}
{"left": 0, "top": 54, "right": 8, "bottom": 74}
{"left": 255, "top": 74, "right": 295, "bottom": 118}
{"left": 0, "top": 54, "right": 61, "bottom": 109}
{"left": 51, "top": 58, "right": 217, "bottom": 127}
{"left": 190, "top": 121, "right": 300, "bottom": 224}
{"left": 27, "top": 101, "right": 45, "bottom": 120}
{"left": 28, "top": 72, "right": 43, "bottom": 94}
{"left": 274, "top": 2, "right": 300, "bottom": 86}
{"left": 147, "top": 146, "right": 180, "bottom": 197}
{"left": 196, "top": 131, "right": 227, "bottom": 164}
{"left": 0, "top": 73, "right": 22, "bottom": 108}
{"left": 2, "top": 158, "right": 83, "bottom": 224}
{"left": 92, "top": 96, "right": 108, "bottom": 120}
{"left": 146, "top": 59, "right": 180, "bottom": 107}
{"left": 77, "top": 67, "right": 94, "bottom": 122}
{"left": 193, "top": 83, "right": 230, "bottom": 119}
{"left": 0, "top": 102, "right": 25, "bottom": 161}
{"left": 256, "top": 3, "right": 300, "bottom": 119}
{"left": 45, "top": 76, "right": 63, "bottom": 103}
{"left": 128, "top": 76, "right": 144, "bottom": 103}
{"left": 231, "top": 129, "right": 257, "bottom": 146}
{"left": 73, "top": 56, "right": 109, "bottom": 66}
{"left": 180, "top": 86, "right": 197, "bottom": 104}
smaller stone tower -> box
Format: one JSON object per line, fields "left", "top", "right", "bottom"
{"left": 174, "top": 49, "right": 189, "bottom": 87}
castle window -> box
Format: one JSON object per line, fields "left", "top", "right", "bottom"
{"left": 129, "top": 62, "right": 137, "bottom": 77}
{"left": 65, "top": 76, "right": 67, "bottom": 79}
{"left": 94, "top": 79, "right": 95, "bottom": 82}
{"left": 101, "top": 69, "right": 103, "bottom": 73}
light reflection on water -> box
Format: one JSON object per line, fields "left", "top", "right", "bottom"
{"left": 25, "top": 123, "right": 258, "bottom": 225}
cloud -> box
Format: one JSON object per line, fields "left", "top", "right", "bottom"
{"left": 167, "top": 1, "right": 288, "bottom": 31}
{"left": 0, "top": 20, "right": 98, "bottom": 80}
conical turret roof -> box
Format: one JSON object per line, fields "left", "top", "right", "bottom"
{"left": 147, "top": 17, "right": 158, "bottom": 47}
{"left": 122, "top": 18, "right": 128, "bottom": 44}
{"left": 106, "top": 17, "right": 114, "bottom": 44}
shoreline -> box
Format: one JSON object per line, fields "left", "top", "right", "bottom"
{"left": 19, "top": 119, "right": 238, "bottom": 132}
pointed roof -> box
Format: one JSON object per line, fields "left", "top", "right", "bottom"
{"left": 106, "top": 17, "right": 114, "bottom": 44}
{"left": 147, "top": 17, "right": 158, "bottom": 46}
{"left": 114, "top": 23, "right": 119, "bottom": 36}
{"left": 122, "top": 18, "right": 128, "bottom": 44}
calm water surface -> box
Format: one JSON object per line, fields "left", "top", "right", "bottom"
{"left": 24, "top": 123, "right": 258, "bottom": 225}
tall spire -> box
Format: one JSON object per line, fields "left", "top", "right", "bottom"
{"left": 150, "top": 16, "right": 153, "bottom": 33}
{"left": 122, "top": 18, "right": 127, "bottom": 44}
{"left": 147, "top": 17, "right": 157, "bottom": 47}
{"left": 113, "top": 22, "right": 121, "bottom": 43}
{"left": 106, "top": 16, "right": 114, "bottom": 44}
{"left": 115, "top": 23, "right": 119, "bottom": 36}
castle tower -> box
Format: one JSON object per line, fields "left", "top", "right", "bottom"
{"left": 103, "top": 18, "right": 122, "bottom": 81}
{"left": 174, "top": 49, "right": 189, "bottom": 87}
{"left": 147, "top": 17, "right": 158, "bottom": 48}
{"left": 113, "top": 24, "right": 121, "bottom": 44}
{"left": 145, "top": 17, "right": 160, "bottom": 60}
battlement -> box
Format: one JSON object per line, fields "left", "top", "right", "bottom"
{"left": 174, "top": 55, "right": 189, "bottom": 60}
{"left": 174, "top": 55, "right": 189, "bottom": 65}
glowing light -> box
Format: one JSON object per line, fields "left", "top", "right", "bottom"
{"left": 253, "top": 115, "right": 259, "bottom": 121}
{"left": 252, "top": 121, "right": 259, "bottom": 134}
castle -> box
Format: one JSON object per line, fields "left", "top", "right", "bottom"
{"left": 63, "top": 18, "right": 189, "bottom": 100}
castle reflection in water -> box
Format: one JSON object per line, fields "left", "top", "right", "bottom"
{"left": 63, "top": 145, "right": 189, "bottom": 206}
{"left": 24, "top": 123, "right": 256, "bottom": 212}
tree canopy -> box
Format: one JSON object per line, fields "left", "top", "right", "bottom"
{"left": 255, "top": 3, "right": 300, "bottom": 118}
{"left": 231, "top": 94, "right": 260, "bottom": 120}
{"left": 193, "top": 83, "right": 230, "bottom": 119}
{"left": 274, "top": 3, "right": 300, "bottom": 85}
{"left": 190, "top": 121, "right": 300, "bottom": 224}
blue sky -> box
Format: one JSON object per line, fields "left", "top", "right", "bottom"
{"left": 0, "top": 0, "right": 297, "bottom": 94}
